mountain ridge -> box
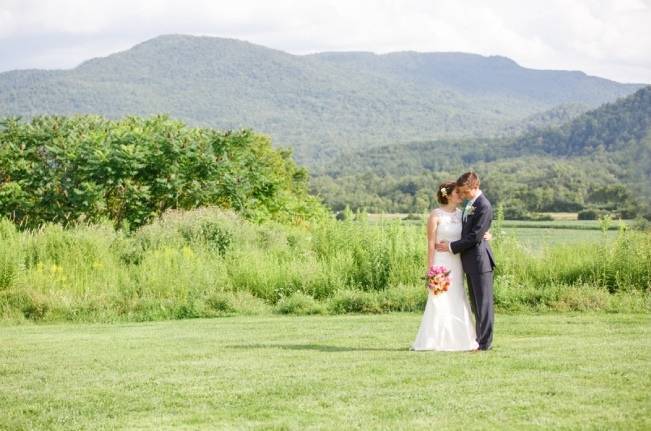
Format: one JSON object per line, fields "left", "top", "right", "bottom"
{"left": 0, "top": 34, "right": 644, "bottom": 164}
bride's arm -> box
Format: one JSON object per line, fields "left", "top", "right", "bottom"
{"left": 426, "top": 212, "right": 438, "bottom": 268}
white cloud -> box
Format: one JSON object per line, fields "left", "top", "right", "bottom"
{"left": 0, "top": 7, "right": 16, "bottom": 38}
{"left": 0, "top": 0, "right": 649, "bottom": 82}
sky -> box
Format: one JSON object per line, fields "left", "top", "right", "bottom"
{"left": 0, "top": 0, "right": 650, "bottom": 83}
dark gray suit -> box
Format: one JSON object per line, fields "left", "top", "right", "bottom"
{"left": 450, "top": 193, "right": 496, "bottom": 350}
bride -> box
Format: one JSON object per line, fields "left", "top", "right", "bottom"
{"left": 411, "top": 181, "right": 486, "bottom": 352}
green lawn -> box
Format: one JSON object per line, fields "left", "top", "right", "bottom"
{"left": 1, "top": 313, "right": 649, "bottom": 430}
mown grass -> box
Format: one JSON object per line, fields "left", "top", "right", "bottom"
{"left": 0, "top": 208, "right": 649, "bottom": 323}
{"left": 1, "top": 313, "right": 649, "bottom": 430}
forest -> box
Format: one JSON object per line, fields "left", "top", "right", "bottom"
{"left": 310, "top": 86, "right": 651, "bottom": 220}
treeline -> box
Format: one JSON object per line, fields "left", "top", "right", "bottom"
{"left": 311, "top": 86, "right": 651, "bottom": 219}
{"left": 310, "top": 142, "right": 646, "bottom": 219}
{"left": 0, "top": 115, "right": 328, "bottom": 229}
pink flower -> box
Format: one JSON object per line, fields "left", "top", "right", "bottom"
{"left": 424, "top": 265, "right": 452, "bottom": 296}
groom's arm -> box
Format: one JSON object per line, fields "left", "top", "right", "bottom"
{"left": 450, "top": 203, "right": 492, "bottom": 254}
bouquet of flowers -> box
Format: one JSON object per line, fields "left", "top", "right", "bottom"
{"left": 423, "top": 265, "right": 451, "bottom": 296}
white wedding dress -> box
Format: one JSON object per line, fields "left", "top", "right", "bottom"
{"left": 411, "top": 208, "right": 479, "bottom": 351}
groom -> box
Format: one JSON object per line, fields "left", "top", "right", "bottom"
{"left": 435, "top": 172, "right": 496, "bottom": 351}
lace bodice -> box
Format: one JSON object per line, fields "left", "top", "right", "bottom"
{"left": 432, "top": 208, "right": 462, "bottom": 243}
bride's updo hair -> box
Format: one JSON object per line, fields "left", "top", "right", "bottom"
{"left": 437, "top": 181, "right": 456, "bottom": 205}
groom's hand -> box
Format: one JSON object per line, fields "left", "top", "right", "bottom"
{"left": 435, "top": 241, "right": 449, "bottom": 252}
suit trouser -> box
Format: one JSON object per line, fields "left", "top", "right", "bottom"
{"left": 466, "top": 271, "right": 494, "bottom": 350}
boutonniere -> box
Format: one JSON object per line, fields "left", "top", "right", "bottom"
{"left": 465, "top": 205, "right": 476, "bottom": 217}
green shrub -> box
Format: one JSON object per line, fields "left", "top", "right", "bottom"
{"left": 0, "top": 207, "right": 648, "bottom": 322}
{"left": 1, "top": 289, "right": 50, "bottom": 320}
{"left": 205, "top": 292, "right": 236, "bottom": 314}
{"left": 0, "top": 115, "right": 328, "bottom": 229}
{"left": 275, "top": 292, "right": 324, "bottom": 315}
{"left": 0, "top": 246, "right": 18, "bottom": 291}
{"left": 578, "top": 208, "right": 603, "bottom": 220}
{"left": 552, "top": 285, "right": 611, "bottom": 311}
{"left": 328, "top": 290, "right": 382, "bottom": 314}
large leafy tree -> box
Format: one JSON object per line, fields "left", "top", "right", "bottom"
{"left": 0, "top": 115, "right": 329, "bottom": 228}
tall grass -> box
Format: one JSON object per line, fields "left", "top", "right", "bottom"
{"left": 0, "top": 208, "right": 649, "bottom": 323}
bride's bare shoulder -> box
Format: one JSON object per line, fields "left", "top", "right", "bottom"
{"left": 428, "top": 208, "right": 440, "bottom": 219}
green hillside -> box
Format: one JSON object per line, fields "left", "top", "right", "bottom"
{"left": 311, "top": 51, "right": 636, "bottom": 106}
{"left": 311, "top": 86, "right": 651, "bottom": 218}
{"left": 0, "top": 35, "right": 643, "bottom": 164}
{"left": 514, "top": 84, "right": 651, "bottom": 155}
{"left": 499, "top": 103, "right": 590, "bottom": 137}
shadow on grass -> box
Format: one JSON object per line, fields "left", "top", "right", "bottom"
{"left": 226, "top": 343, "right": 410, "bottom": 352}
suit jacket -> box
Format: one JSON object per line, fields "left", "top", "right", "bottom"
{"left": 450, "top": 193, "right": 496, "bottom": 274}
